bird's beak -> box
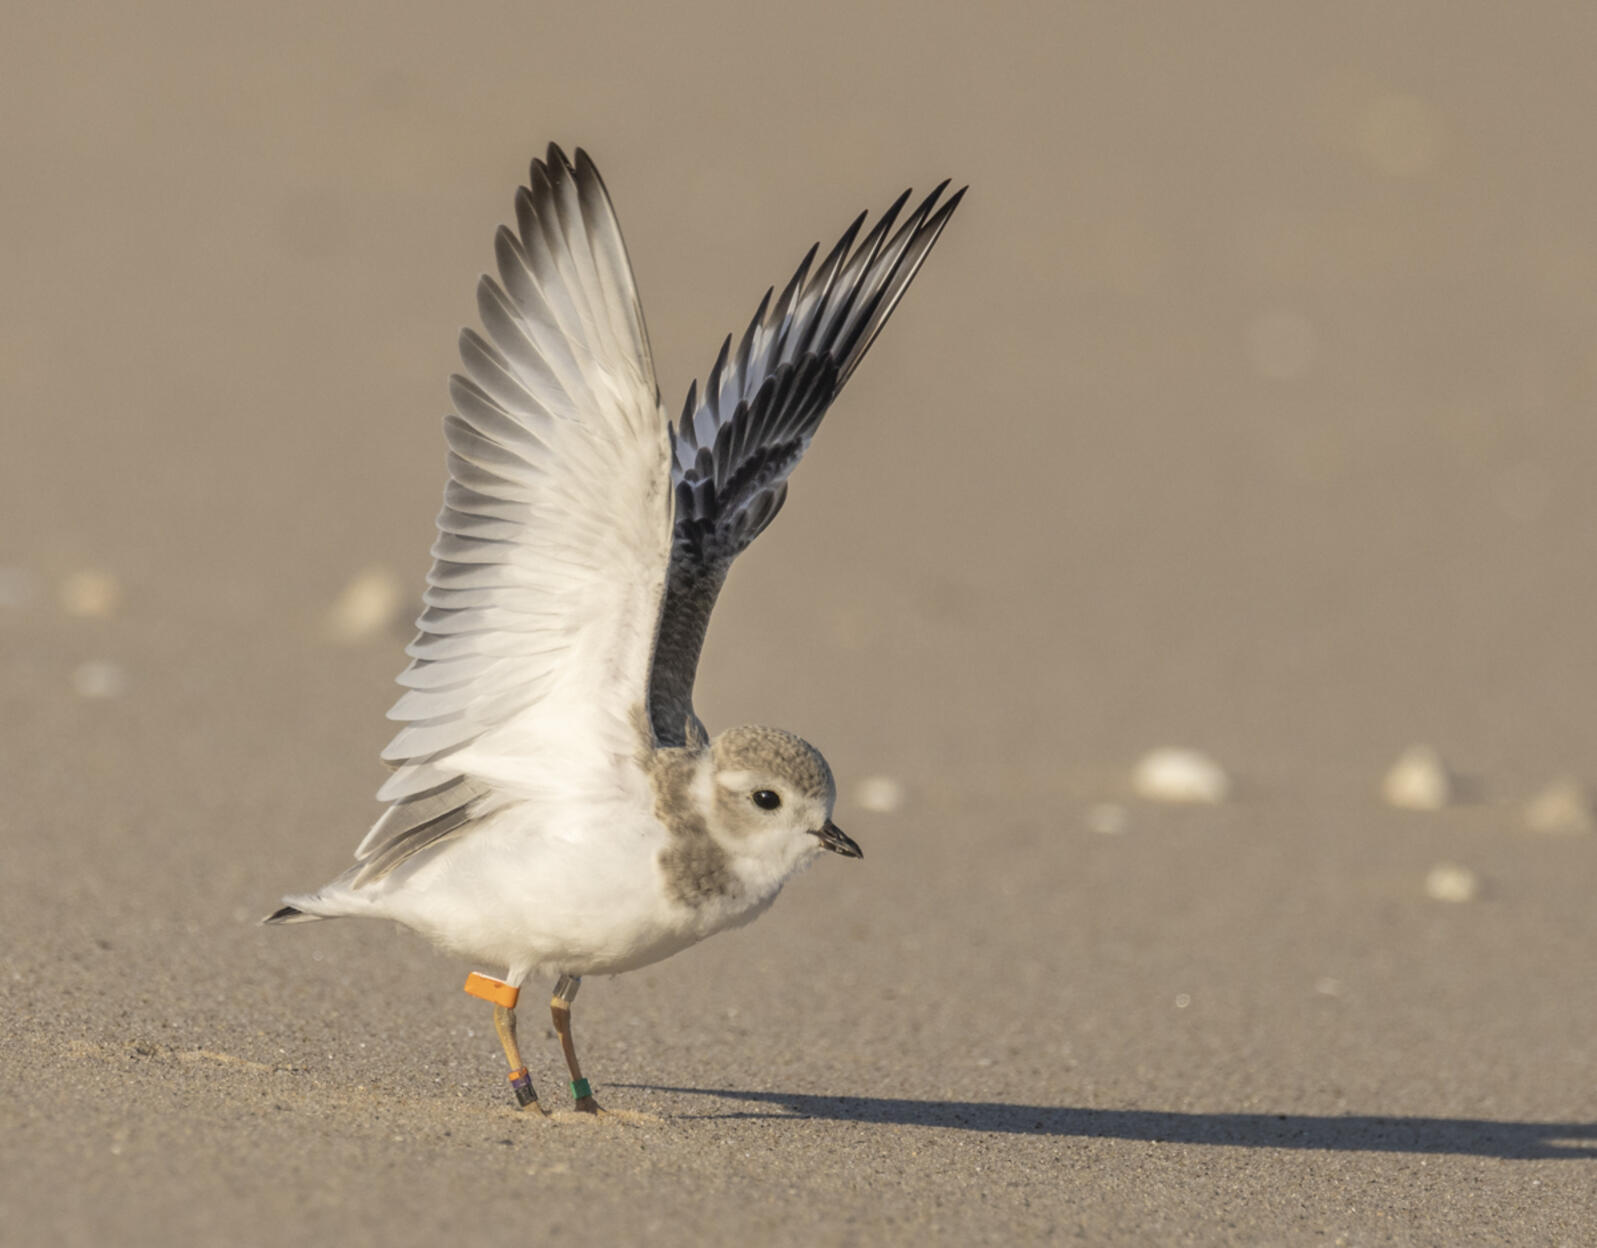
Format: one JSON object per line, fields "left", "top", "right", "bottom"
{"left": 813, "top": 819, "right": 863, "bottom": 859}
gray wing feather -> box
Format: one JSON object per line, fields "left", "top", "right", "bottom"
{"left": 647, "top": 181, "right": 964, "bottom": 744}
{"left": 353, "top": 144, "right": 670, "bottom": 878}
{"left": 349, "top": 774, "right": 495, "bottom": 886}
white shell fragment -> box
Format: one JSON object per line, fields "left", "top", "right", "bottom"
{"left": 1086, "top": 802, "right": 1129, "bottom": 835}
{"left": 325, "top": 566, "right": 403, "bottom": 644}
{"left": 853, "top": 775, "right": 905, "bottom": 814}
{"left": 72, "top": 659, "right": 126, "bottom": 699}
{"left": 1132, "top": 748, "right": 1230, "bottom": 804}
{"left": 1381, "top": 744, "right": 1454, "bottom": 811}
{"left": 60, "top": 569, "right": 121, "bottom": 618}
{"left": 1523, "top": 777, "right": 1596, "bottom": 836}
{"left": 1423, "top": 861, "right": 1480, "bottom": 903}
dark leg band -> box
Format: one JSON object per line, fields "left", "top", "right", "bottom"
{"left": 508, "top": 1066, "right": 538, "bottom": 1108}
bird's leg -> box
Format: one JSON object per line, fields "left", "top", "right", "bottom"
{"left": 550, "top": 974, "right": 601, "bottom": 1114}
{"left": 493, "top": 1004, "right": 542, "bottom": 1112}
{"left": 464, "top": 972, "right": 542, "bottom": 1112}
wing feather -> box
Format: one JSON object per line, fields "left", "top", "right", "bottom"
{"left": 646, "top": 181, "right": 963, "bottom": 744}
{"left": 353, "top": 144, "right": 671, "bottom": 876}
{"left": 344, "top": 153, "right": 961, "bottom": 874}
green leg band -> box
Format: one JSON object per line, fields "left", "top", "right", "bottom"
{"left": 570, "top": 1077, "right": 592, "bottom": 1101}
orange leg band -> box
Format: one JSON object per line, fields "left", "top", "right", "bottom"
{"left": 464, "top": 972, "right": 519, "bottom": 1009}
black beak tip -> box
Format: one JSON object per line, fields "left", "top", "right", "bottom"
{"left": 817, "top": 820, "right": 863, "bottom": 859}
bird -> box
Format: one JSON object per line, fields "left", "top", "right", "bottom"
{"left": 266, "top": 144, "right": 963, "bottom": 1115}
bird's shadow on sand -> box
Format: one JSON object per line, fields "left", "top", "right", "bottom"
{"left": 622, "top": 1086, "right": 1596, "bottom": 1160}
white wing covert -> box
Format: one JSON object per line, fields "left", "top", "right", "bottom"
{"left": 353, "top": 145, "right": 671, "bottom": 884}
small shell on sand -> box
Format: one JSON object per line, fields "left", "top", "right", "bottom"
{"left": 72, "top": 659, "right": 126, "bottom": 699}
{"left": 60, "top": 569, "right": 121, "bottom": 618}
{"left": 854, "top": 775, "right": 905, "bottom": 814}
{"left": 1086, "top": 802, "right": 1129, "bottom": 835}
{"left": 1523, "top": 777, "right": 1596, "bottom": 836}
{"left": 1423, "top": 861, "right": 1480, "bottom": 903}
{"left": 325, "top": 566, "right": 403, "bottom": 643}
{"left": 1132, "top": 748, "right": 1230, "bottom": 804}
{"left": 1381, "top": 744, "right": 1454, "bottom": 811}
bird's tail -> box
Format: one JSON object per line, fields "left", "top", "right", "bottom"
{"left": 261, "top": 876, "right": 378, "bottom": 925}
{"left": 261, "top": 903, "right": 322, "bottom": 925}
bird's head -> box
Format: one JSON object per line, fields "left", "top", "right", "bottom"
{"left": 706, "top": 725, "right": 860, "bottom": 865}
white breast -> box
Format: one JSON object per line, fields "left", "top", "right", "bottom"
{"left": 372, "top": 797, "right": 691, "bottom": 981}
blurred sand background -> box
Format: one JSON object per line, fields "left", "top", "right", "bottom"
{"left": 4, "top": 3, "right": 1596, "bottom": 1244}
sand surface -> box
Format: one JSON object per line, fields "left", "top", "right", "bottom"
{"left": 4, "top": 5, "right": 1596, "bottom": 1244}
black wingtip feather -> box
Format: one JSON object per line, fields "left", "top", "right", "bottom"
{"left": 814, "top": 210, "right": 869, "bottom": 289}
{"left": 831, "top": 185, "right": 964, "bottom": 389}
{"left": 787, "top": 242, "right": 820, "bottom": 299}
{"left": 706, "top": 334, "right": 732, "bottom": 421}
{"left": 878, "top": 186, "right": 917, "bottom": 232}
{"left": 735, "top": 286, "right": 773, "bottom": 380}
{"left": 668, "top": 174, "right": 963, "bottom": 573}
{"left": 649, "top": 171, "right": 967, "bottom": 744}
{"left": 764, "top": 243, "right": 818, "bottom": 367}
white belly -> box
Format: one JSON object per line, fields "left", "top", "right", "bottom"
{"left": 370, "top": 802, "right": 747, "bottom": 982}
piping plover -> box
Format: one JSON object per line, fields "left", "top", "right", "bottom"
{"left": 267, "top": 145, "right": 961, "bottom": 1113}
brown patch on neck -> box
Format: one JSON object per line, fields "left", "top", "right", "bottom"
{"left": 645, "top": 735, "right": 737, "bottom": 908}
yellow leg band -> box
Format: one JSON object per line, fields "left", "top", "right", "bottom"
{"left": 464, "top": 972, "right": 519, "bottom": 1009}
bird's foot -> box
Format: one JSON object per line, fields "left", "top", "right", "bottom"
{"left": 570, "top": 1078, "right": 604, "bottom": 1116}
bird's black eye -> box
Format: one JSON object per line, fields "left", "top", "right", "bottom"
{"left": 751, "top": 789, "right": 782, "bottom": 811}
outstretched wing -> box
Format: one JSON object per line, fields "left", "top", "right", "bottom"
{"left": 354, "top": 145, "right": 672, "bottom": 884}
{"left": 647, "top": 182, "right": 964, "bottom": 744}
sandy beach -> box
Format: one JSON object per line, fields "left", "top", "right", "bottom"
{"left": 4, "top": 4, "right": 1595, "bottom": 1243}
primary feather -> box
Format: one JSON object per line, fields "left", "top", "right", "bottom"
{"left": 648, "top": 181, "right": 966, "bottom": 744}
{"left": 355, "top": 145, "right": 672, "bottom": 879}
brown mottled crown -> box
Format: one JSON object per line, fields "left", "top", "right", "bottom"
{"left": 711, "top": 726, "right": 835, "bottom": 804}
